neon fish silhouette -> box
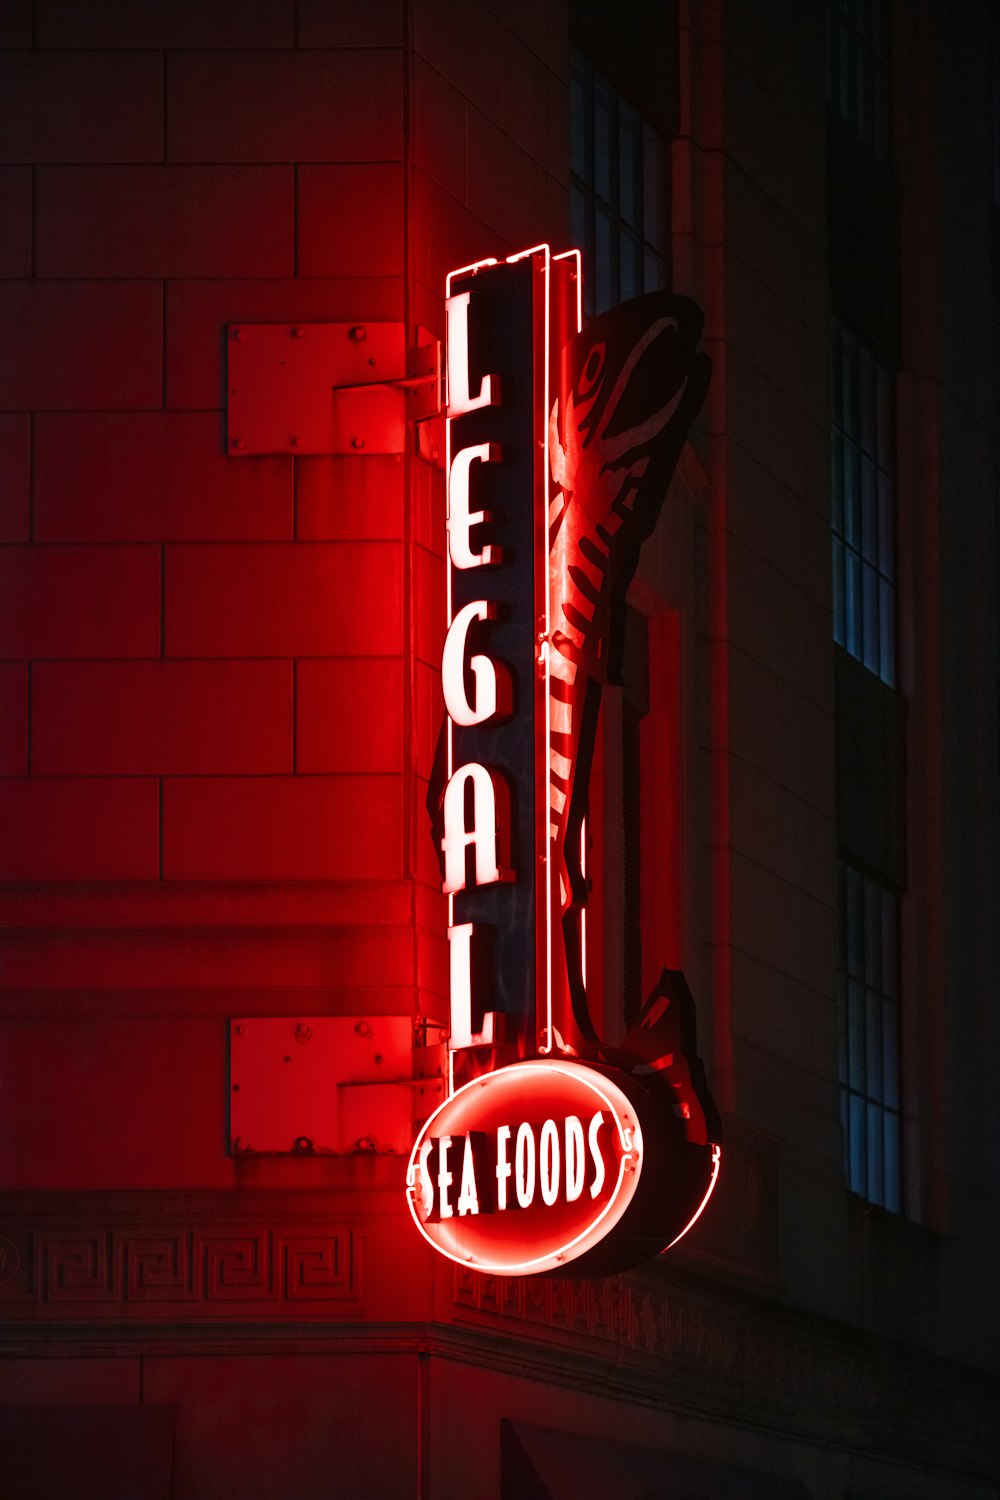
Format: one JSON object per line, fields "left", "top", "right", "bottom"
{"left": 546, "top": 292, "right": 711, "bottom": 1050}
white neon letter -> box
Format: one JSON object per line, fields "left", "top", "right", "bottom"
{"left": 496, "top": 1125, "right": 512, "bottom": 1210}
{"left": 443, "top": 601, "right": 500, "bottom": 725}
{"left": 418, "top": 1140, "right": 434, "bottom": 1215}
{"left": 539, "top": 1118, "right": 560, "bottom": 1206}
{"left": 515, "top": 1122, "right": 536, "bottom": 1208}
{"left": 447, "top": 922, "right": 477, "bottom": 1050}
{"left": 447, "top": 923, "right": 496, "bottom": 1052}
{"left": 456, "top": 1135, "right": 480, "bottom": 1217}
{"left": 441, "top": 762, "right": 505, "bottom": 894}
{"left": 446, "top": 291, "right": 497, "bottom": 415}
{"left": 437, "top": 1135, "right": 454, "bottom": 1219}
{"left": 564, "top": 1115, "right": 585, "bottom": 1202}
{"left": 588, "top": 1111, "right": 606, "bottom": 1200}
{"left": 448, "top": 443, "right": 501, "bottom": 569}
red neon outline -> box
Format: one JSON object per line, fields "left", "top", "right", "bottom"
{"left": 548, "top": 248, "right": 583, "bottom": 1047}
{"left": 405, "top": 1059, "right": 643, "bottom": 1275}
{"left": 662, "top": 1142, "right": 722, "bottom": 1251}
{"left": 445, "top": 256, "right": 498, "bottom": 294}
{"left": 442, "top": 246, "right": 586, "bottom": 1078}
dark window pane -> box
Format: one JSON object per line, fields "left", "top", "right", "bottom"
{"left": 570, "top": 64, "right": 587, "bottom": 179}
{"left": 596, "top": 208, "right": 613, "bottom": 312}
{"left": 838, "top": 862, "right": 903, "bottom": 1212}
{"left": 845, "top": 551, "right": 861, "bottom": 657}
{"left": 867, "top": 1102, "right": 884, "bottom": 1204}
{"left": 878, "top": 471, "right": 894, "bottom": 578}
{"left": 879, "top": 580, "right": 895, "bottom": 685}
{"left": 862, "top": 561, "right": 879, "bottom": 672}
{"left": 848, "top": 979, "right": 865, "bottom": 1091}
{"left": 883, "top": 1111, "right": 901, "bottom": 1211}
{"left": 866, "top": 988, "right": 883, "bottom": 1093}
{"left": 833, "top": 539, "right": 846, "bottom": 645}
{"left": 843, "top": 441, "right": 860, "bottom": 545}
{"left": 882, "top": 1002, "right": 899, "bottom": 1109}
{"left": 571, "top": 185, "right": 587, "bottom": 259}
{"left": 864, "top": 877, "right": 881, "bottom": 985}
{"left": 643, "top": 126, "right": 664, "bottom": 250}
{"left": 621, "top": 229, "right": 641, "bottom": 301}
{"left": 849, "top": 1093, "right": 867, "bottom": 1194}
{"left": 619, "top": 103, "right": 639, "bottom": 226}
{"left": 861, "top": 456, "right": 877, "bottom": 560}
{"left": 880, "top": 887, "right": 898, "bottom": 995}
{"left": 594, "top": 77, "right": 612, "bottom": 201}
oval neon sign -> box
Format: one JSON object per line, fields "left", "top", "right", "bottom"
{"left": 406, "top": 1059, "right": 719, "bottom": 1276}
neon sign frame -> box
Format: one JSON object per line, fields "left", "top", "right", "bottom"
{"left": 405, "top": 1059, "right": 643, "bottom": 1275}
{"left": 418, "top": 243, "right": 720, "bottom": 1277}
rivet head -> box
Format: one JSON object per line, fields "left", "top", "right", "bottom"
{"left": 230, "top": 437, "right": 244, "bottom": 451}
{"left": 233, "top": 1136, "right": 249, "bottom": 1153}
{"left": 349, "top": 325, "right": 367, "bottom": 343}
{"left": 232, "top": 328, "right": 244, "bottom": 342}
{"left": 290, "top": 436, "right": 300, "bottom": 448}
{"left": 295, "top": 1023, "right": 313, "bottom": 1042}
{"left": 291, "top": 326, "right": 306, "bottom": 338}
{"left": 351, "top": 437, "right": 365, "bottom": 450}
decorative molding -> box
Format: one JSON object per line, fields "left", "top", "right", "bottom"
{"left": 451, "top": 1265, "right": 998, "bottom": 1481}
{"left": 0, "top": 1199, "right": 358, "bottom": 1321}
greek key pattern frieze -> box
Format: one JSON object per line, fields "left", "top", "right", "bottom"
{"left": 0, "top": 1222, "right": 358, "bottom": 1319}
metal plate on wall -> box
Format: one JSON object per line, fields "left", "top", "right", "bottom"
{"left": 226, "top": 321, "right": 406, "bottom": 454}
{"left": 229, "top": 1016, "right": 427, "bottom": 1155}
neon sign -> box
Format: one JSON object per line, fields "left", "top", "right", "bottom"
{"left": 413, "top": 245, "right": 720, "bottom": 1276}
{"left": 407, "top": 1061, "right": 642, "bottom": 1274}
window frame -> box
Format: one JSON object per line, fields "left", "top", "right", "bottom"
{"left": 837, "top": 858, "right": 903, "bottom": 1212}
{"left": 831, "top": 315, "right": 898, "bottom": 686}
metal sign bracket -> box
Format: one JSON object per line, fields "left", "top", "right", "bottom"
{"left": 226, "top": 322, "right": 441, "bottom": 456}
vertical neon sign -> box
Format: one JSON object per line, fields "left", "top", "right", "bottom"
{"left": 417, "top": 251, "right": 722, "bottom": 1275}
{"left": 441, "top": 247, "right": 580, "bottom": 1085}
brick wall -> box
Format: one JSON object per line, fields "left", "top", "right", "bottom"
{"left": 0, "top": 0, "right": 568, "bottom": 1190}
{"left": 0, "top": 2, "right": 411, "bottom": 1193}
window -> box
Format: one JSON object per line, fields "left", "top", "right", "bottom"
{"left": 831, "top": 318, "right": 896, "bottom": 685}
{"left": 837, "top": 860, "right": 901, "bottom": 1211}
{"left": 570, "top": 52, "right": 666, "bottom": 319}
{"left": 827, "top": 0, "right": 891, "bottom": 161}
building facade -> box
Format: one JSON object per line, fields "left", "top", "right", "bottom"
{"left": 1, "top": 1, "right": 998, "bottom": 1496}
